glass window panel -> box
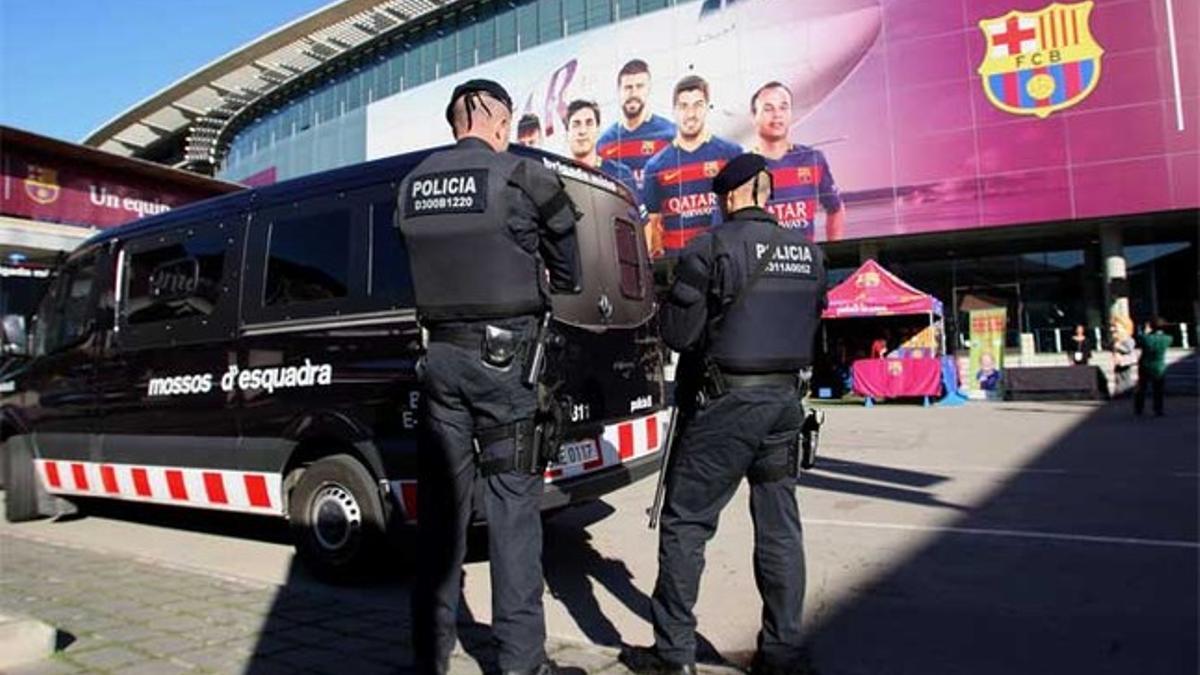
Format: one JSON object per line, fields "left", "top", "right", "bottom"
{"left": 265, "top": 209, "right": 352, "bottom": 306}
{"left": 639, "top": 0, "right": 668, "bottom": 13}
{"left": 404, "top": 42, "right": 421, "bottom": 88}
{"left": 476, "top": 13, "right": 496, "bottom": 62}
{"left": 438, "top": 31, "right": 456, "bottom": 78}
{"left": 538, "top": 0, "right": 563, "bottom": 43}
{"left": 586, "top": 0, "right": 613, "bottom": 27}
{"left": 125, "top": 227, "right": 228, "bottom": 325}
{"left": 495, "top": 7, "right": 517, "bottom": 56}
{"left": 369, "top": 198, "right": 415, "bottom": 305}
{"left": 346, "top": 73, "right": 363, "bottom": 111}
{"left": 565, "top": 0, "right": 587, "bottom": 33}
{"left": 614, "top": 218, "right": 645, "bottom": 299}
{"left": 420, "top": 41, "right": 437, "bottom": 84}
{"left": 517, "top": 3, "right": 539, "bottom": 50}
{"left": 457, "top": 16, "right": 477, "bottom": 71}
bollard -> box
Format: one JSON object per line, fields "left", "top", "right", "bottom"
{"left": 1180, "top": 323, "right": 1190, "bottom": 349}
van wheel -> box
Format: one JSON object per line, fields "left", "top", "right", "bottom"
{"left": 288, "top": 454, "right": 386, "bottom": 582}
{"left": 4, "top": 435, "right": 45, "bottom": 522}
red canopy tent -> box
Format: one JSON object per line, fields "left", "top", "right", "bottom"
{"left": 821, "top": 260, "right": 948, "bottom": 401}
{"left": 822, "top": 259, "right": 943, "bottom": 319}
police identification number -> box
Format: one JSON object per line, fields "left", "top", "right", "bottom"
{"left": 405, "top": 169, "right": 488, "bottom": 216}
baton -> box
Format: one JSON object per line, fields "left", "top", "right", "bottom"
{"left": 646, "top": 406, "right": 679, "bottom": 529}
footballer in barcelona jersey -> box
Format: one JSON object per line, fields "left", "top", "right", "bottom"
{"left": 566, "top": 99, "right": 642, "bottom": 208}
{"left": 643, "top": 75, "right": 742, "bottom": 258}
{"left": 751, "top": 81, "right": 846, "bottom": 241}
{"left": 597, "top": 59, "right": 677, "bottom": 192}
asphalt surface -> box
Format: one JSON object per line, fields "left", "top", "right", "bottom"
{"left": 2, "top": 398, "right": 1197, "bottom": 674}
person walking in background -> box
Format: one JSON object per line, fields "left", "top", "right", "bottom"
{"left": 1134, "top": 318, "right": 1173, "bottom": 417}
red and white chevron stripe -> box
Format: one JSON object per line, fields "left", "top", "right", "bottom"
{"left": 35, "top": 459, "right": 284, "bottom": 516}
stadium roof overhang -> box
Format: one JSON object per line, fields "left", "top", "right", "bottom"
{"left": 83, "top": 0, "right": 463, "bottom": 173}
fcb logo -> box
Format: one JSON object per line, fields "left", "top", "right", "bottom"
{"left": 856, "top": 271, "right": 881, "bottom": 288}
{"left": 641, "top": 140, "right": 657, "bottom": 156}
{"left": 978, "top": 1, "right": 1103, "bottom": 119}
{"left": 887, "top": 360, "right": 904, "bottom": 376}
{"left": 24, "top": 164, "right": 60, "bottom": 205}
{"left": 703, "top": 161, "right": 721, "bottom": 178}
{"left": 795, "top": 167, "right": 813, "bottom": 184}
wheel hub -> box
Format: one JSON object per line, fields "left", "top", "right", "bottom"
{"left": 310, "top": 484, "right": 361, "bottom": 551}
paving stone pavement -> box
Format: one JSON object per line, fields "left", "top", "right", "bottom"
{"left": 0, "top": 532, "right": 741, "bottom": 674}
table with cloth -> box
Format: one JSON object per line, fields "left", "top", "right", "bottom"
{"left": 852, "top": 357, "right": 942, "bottom": 399}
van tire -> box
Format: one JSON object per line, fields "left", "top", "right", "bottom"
{"left": 288, "top": 454, "right": 387, "bottom": 582}
{"left": 4, "top": 435, "right": 45, "bottom": 522}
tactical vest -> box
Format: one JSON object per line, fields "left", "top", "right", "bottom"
{"left": 398, "top": 142, "right": 545, "bottom": 322}
{"left": 707, "top": 211, "right": 826, "bottom": 373}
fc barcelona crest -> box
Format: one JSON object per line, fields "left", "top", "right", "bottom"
{"left": 978, "top": 1, "right": 1103, "bottom": 119}
{"left": 641, "top": 141, "right": 658, "bottom": 156}
{"left": 24, "top": 165, "right": 60, "bottom": 205}
{"left": 703, "top": 161, "right": 721, "bottom": 178}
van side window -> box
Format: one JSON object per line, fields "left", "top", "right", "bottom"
{"left": 34, "top": 256, "right": 97, "bottom": 355}
{"left": 265, "top": 209, "right": 352, "bottom": 306}
{"left": 613, "top": 218, "right": 646, "bottom": 300}
{"left": 125, "top": 228, "right": 227, "bottom": 325}
{"left": 369, "top": 198, "right": 414, "bottom": 306}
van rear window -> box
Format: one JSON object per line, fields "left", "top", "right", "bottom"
{"left": 614, "top": 218, "right": 645, "bottom": 300}
{"left": 265, "top": 210, "right": 352, "bottom": 306}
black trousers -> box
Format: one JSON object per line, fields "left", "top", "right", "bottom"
{"left": 412, "top": 317, "right": 545, "bottom": 674}
{"left": 1134, "top": 368, "right": 1165, "bottom": 415}
{"left": 651, "top": 386, "right": 806, "bottom": 670}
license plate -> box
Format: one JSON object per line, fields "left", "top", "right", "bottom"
{"left": 553, "top": 439, "right": 599, "bottom": 469}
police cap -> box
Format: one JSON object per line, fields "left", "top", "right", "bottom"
{"left": 712, "top": 153, "right": 769, "bottom": 195}
{"left": 445, "top": 79, "right": 513, "bottom": 127}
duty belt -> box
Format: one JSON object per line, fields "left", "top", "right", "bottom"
{"left": 721, "top": 372, "right": 799, "bottom": 390}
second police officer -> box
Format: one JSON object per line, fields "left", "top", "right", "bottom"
{"left": 622, "top": 154, "right": 828, "bottom": 675}
{"left": 397, "top": 79, "right": 584, "bottom": 675}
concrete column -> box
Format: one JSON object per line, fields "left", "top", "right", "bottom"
{"left": 1100, "top": 222, "right": 1129, "bottom": 327}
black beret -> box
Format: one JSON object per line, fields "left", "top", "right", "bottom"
{"left": 712, "top": 153, "right": 769, "bottom": 195}
{"left": 445, "top": 79, "right": 513, "bottom": 126}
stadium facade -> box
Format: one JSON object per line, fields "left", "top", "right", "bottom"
{"left": 84, "top": 0, "right": 1197, "bottom": 355}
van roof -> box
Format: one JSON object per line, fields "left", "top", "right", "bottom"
{"left": 83, "top": 145, "right": 632, "bottom": 254}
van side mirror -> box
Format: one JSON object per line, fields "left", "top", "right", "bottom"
{"left": 2, "top": 314, "right": 29, "bottom": 357}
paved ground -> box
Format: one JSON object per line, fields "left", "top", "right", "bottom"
{"left": 1, "top": 397, "right": 1197, "bottom": 674}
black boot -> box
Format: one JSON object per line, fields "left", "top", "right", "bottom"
{"left": 502, "top": 659, "right": 585, "bottom": 675}
{"left": 618, "top": 645, "right": 697, "bottom": 675}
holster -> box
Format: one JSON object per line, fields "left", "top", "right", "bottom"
{"left": 476, "top": 419, "right": 541, "bottom": 476}
{"left": 798, "top": 407, "right": 824, "bottom": 472}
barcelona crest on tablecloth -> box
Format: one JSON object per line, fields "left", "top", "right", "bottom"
{"left": 978, "top": 1, "right": 1104, "bottom": 119}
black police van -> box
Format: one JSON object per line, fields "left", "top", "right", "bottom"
{"left": 1, "top": 147, "right": 668, "bottom": 577}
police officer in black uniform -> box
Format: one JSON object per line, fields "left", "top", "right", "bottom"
{"left": 621, "top": 154, "right": 827, "bottom": 675}
{"left": 398, "top": 79, "right": 584, "bottom": 675}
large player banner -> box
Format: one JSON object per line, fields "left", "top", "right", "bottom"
{"left": 365, "top": 0, "right": 1198, "bottom": 243}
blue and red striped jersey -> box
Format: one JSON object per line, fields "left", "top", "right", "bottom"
{"left": 597, "top": 114, "right": 676, "bottom": 191}
{"left": 760, "top": 145, "right": 843, "bottom": 239}
{"left": 643, "top": 134, "right": 743, "bottom": 255}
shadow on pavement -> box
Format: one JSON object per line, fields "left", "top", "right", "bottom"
{"left": 801, "top": 398, "right": 1199, "bottom": 675}
{"left": 798, "top": 460, "right": 966, "bottom": 512}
